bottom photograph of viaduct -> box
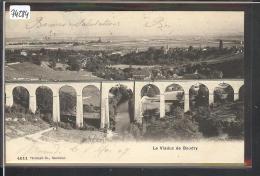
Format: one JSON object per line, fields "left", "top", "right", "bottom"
{"left": 4, "top": 79, "right": 244, "bottom": 141}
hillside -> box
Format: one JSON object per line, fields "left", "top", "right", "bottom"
{"left": 5, "top": 62, "right": 103, "bottom": 81}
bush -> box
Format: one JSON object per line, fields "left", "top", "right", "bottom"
{"left": 109, "top": 119, "right": 116, "bottom": 131}
{"left": 79, "top": 124, "right": 97, "bottom": 131}
{"left": 32, "top": 57, "right": 42, "bottom": 65}
{"left": 222, "top": 102, "right": 244, "bottom": 139}
{"left": 192, "top": 107, "right": 217, "bottom": 137}
{"left": 5, "top": 105, "right": 44, "bottom": 123}
{"left": 60, "top": 92, "right": 76, "bottom": 113}
{"left": 168, "top": 106, "right": 184, "bottom": 119}
{"left": 5, "top": 105, "right": 11, "bottom": 113}
{"left": 142, "top": 113, "right": 201, "bottom": 140}
{"left": 83, "top": 104, "right": 99, "bottom": 113}
{"left": 57, "top": 122, "right": 73, "bottom": 130}
{"left": 36, "top": 88, "right": 53, "bottom": 114}
{"left": 143, "top": 109, "right": 160, "bottom": 117}
{"left": 108, "top": 85, "right": 133, "bottom": 130}
{"left": 40, "top": 113, "right": 54, "bottom": 124}
{"left": 67, "top": 57, "right": 81, "bottom": 71}
{"left": 193, "top": 102, "right": 244, "bottom": 139}
{"left": 13, "top": 87, "right": 30, "bottom": 109}
{"left": 222, "top": 121, "right": 244, "bottom": 139}
{"left": 128, "top": 97, "right": 135, "bottom": 123}
{"left": 129, "top": 122, "right": 143, "bottom": 139}
{"left": 6, "top": 104, "right": 32, "bottom": 115}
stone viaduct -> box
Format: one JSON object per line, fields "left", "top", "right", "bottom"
{"left": 5, "top": 79, "right": 244, "bottom": 128}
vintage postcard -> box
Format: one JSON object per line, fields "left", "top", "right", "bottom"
{"left": 4, "top": 10, "right": 245, "bottom": 166}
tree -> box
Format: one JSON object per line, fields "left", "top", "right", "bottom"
{"left": 32, "top": 57, "right": 42, "bottom": 65}
{"left": 49, "top": 57, "right": 57, "bottom": 69}
{"left": 67, "top": 58, "right": 81, "bottom": 71}
{"left": 36, "top": 88, "right": 52, "bottom": 114}
{"left": 188, "top": 45, "right": 193, "bottom": 52}
{"left": 13, "top": 87, "right": 29, "bottom": 110}
{"left": 108, "top": 85, "right": 133, "bottom": 131}
{"left": 219, "top": 40, "right": 223, "bottom": 50}
{"left": 60, "top": 92, "right": 76, "bottom": 113}
{"left": 40, "top": 48, "right": 46, "bottom": 55}
{"left": 195, "top": 86, "right": 209, "bottom": 107}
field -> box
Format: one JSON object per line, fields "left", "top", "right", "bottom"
{"left": 6, "top": 35, "right": 243, "bottom": 52}
{"left": 107, "top": 64, "right": 159, "bottom": 69}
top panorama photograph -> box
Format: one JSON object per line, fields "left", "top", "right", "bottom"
{"left": 5, "top": 11, "right": 244, "bottom": 82}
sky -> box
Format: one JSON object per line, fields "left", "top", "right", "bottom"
{"left": 5, "top": 11, "right": 244, "bottom": 39}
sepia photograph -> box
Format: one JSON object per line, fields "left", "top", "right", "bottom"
{"left": 4, "top": 10, "right": 245, "bottom": 165}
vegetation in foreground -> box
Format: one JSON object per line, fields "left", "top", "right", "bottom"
{"left": 131, "top": 100, "right": 244, "bottom": 141}
{"left": 5, "top": 105, "right": 51, "bottom": 140}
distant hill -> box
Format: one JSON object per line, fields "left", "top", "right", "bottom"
{"left": 5, "top": 62, "right": 103, "bottom": 81}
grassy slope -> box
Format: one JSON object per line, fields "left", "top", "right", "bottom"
{"left": 5, "top": 116, "right": 51, "bottom": 140}
{"left": 5, "top": 62, "right": 103, "bottom": 81}
{"left": 5, "top": 111, "right": 104, "bottom": 142}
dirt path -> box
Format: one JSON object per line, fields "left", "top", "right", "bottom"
{"left": 7, "top": 127, "right": 53, "bottom": 142}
